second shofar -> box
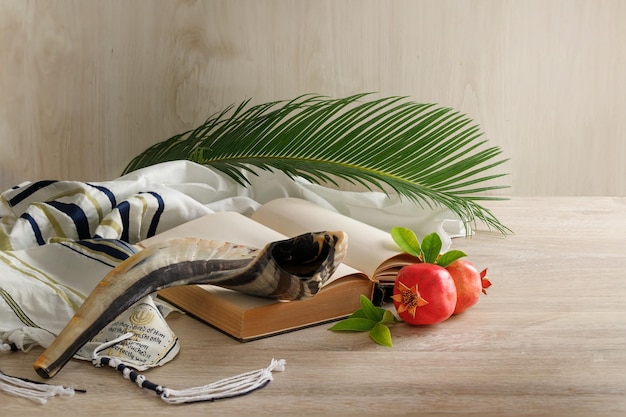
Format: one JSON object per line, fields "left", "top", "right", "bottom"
{"left": 34, "top": 231, "right": 347, "bottom": 379}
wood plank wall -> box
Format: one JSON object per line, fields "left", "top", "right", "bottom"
{"left": 1, "top": 0, "right": 624, "bottom": 195}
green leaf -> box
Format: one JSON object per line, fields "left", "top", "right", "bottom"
{"left": 122, "top": 94, "right": 511, "bottom": 234}
{"left": 436, "top": 249, "right": 467, "bottom": 268}
{"left": 328, "top": 317, "right": 377, "bottom": 332}
{"left": 369, "top": 323, "right": 393, "bottom": 347}
{"left": 359, "top": 294, "right": 385, "bottom": 322}
{"left": 348, "top": 308, "right": 368, "bottom": 319}
{"left": 380, "top": 310, "right": 399, "bottom": 325}
{"left": 390, "top": 226, "right": 421, "bottom": 258}
{"left": 421, "top": 232, "right": 443, "bottom": 264}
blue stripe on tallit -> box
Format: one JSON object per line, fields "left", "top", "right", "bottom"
{"left": 21, "top": 213, "right": 45, "bottom": 245}
{"left": 87, "top": 183, "right": 117, "bottom": 207}
{"left": 8, "top": 180, "right": 57, "bottom": 207}
{"left": 144, "top": 191, "right": 165, "bottom": 238}
{"left": 58, "top": 242, "right": 118, "bottom": 268}
{"left": 77, "top": 239, "right": 137, "bottom": 260}
{"left": 60, "top": 239, "right": 137, "bottom": 268}
{"left": 46, "top": 201, "right": 91, "bottom": 239}
{"left": 111, "top": 238, "right": 137, "bottom": 255}
{"left": 117, "top": 201, "right": 131, "bottom": 242}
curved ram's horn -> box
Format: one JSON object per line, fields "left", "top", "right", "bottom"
{"left": 34, "top": 231, "right": 347, "bottom": 379}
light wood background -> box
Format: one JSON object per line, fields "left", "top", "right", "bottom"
{"left": 1, "top": 0, "right": 624, "bottom": 195}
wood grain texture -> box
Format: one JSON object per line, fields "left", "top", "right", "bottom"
{"left": 1, "top": 0, "right": 625, "bottom": 195}
{"left": 3, "top": 197, "right": 626, "bottom": 415}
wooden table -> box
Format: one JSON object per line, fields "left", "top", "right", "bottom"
{"left": 3, "top": 197, "right": 626, "bottom": 416}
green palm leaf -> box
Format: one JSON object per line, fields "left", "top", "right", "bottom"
{"left": 122, "top": 94, "right": 510, "bottom": 233}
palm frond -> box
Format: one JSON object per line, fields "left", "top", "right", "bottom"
{"left": 123, "top": 94, "right": 511, "bottom": 233}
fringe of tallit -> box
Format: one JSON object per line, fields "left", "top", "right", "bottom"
{"left": 91, "top": 332, "right": 285, "bottom": 404}
{"left": 0, "top": 369, "right": 80, "bottom": 404}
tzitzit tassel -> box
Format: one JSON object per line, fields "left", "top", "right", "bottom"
{"left": 0, "top": 369, "right": 82, "bottom": 404}
{"left": 1, "top": 342, "right": 16, "bottom": 352}
{"left": 92, "top": 333, "right": 286, "bottom": 404}
{"left": 158, "top": 358, "right": 286, "bottom": 404}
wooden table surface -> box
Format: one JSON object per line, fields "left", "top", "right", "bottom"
{"left": 3, "top": 197, "right": 626, "bottom": 416}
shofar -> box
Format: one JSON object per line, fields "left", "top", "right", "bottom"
{"left": 34, "top": 231, "right": 347, "bottom": 379}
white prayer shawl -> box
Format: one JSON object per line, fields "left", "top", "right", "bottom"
{"left": 0, "top": 160, "right": 464, "bottom": 371}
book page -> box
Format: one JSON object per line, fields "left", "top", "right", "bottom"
{"left": 139, "top": 211, "right": 285, "bottom": 249}
{"left": 138, "top": 211, "right": 363, "bottom": 285}
{"left": 252, "top": 198, "right": 417, "bottom": 279}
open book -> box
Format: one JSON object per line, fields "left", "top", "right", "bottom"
{"left": 141, "top": 197, "right": 418, "bottom": 341}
